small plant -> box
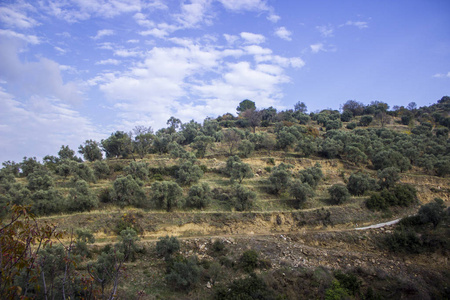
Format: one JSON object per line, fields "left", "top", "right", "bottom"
{"left": 156, "top": 235, "right": 180, "bottom": 260}
{"left": 240, "top": 249, "right": 259, "bottom": 273}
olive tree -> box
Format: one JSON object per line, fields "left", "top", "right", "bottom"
{"left": 150, "top": 181, "right": 183, "bottom": 212}
{"left": 110, "top": 175, "right": 146, "bottom": 208}
{"left": 78, "top": 140, "right": 102, "bottom": 161}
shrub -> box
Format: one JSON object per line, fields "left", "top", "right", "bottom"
{"left": 117, "top": 228, "right": 141, "bottom": 261}
{"left": 215, "top": 273, "right": 274, "bottom": 300}
{"left": 346, "top": 122, "right": 357, "bottom": 130}
{"left": 156, "top": 236, "right": 180, "bottom": 260}
{"left": 66, "top": 180, "right": 98, "bottom": 212}
{"left": 377, "top": 167, "right": 400, "bottom": 189}
{"left": 347, "top": 173, "right": 376, "bottom": 196}
{"left": 150, "top": 181, "right": 183, "bottom": 212}
{"left": 93, "top": 160, "right": 110, "bottom": 179}
{"left": 334, "top": 271, "right": 361, "bottom": 296}
{"left": 418, "top": 198, "right": 446, "bottom": 228}
{"left": 124, "top": 161, "right": 149, "bottom": 181}
{"left": 238, "top": 140, "right": 255, "bottom": 158}
{"left": 365, "top": 193, "right": 387, "bottom": 211}
{"left": 328, "top": 184, "right": 350, "bottom": 205}
{"left": 185, "top": 183, "right": 212, "bottom": 209}
{"left": 165, "top": 256, "right": 201, "bottom": 291}
{"left": 240, "top": 250, "right": 259, "bottom": 273}
{"left": 289, "top": 180, "right": 314, "bottom": 208}
{"left": 110, "top": 175, "right": 146, "bottom": 208}
{"left": 232, "top": 184, "right": 256, "bottom": 211}
{"left": 359, "top": 115, "right": 373, "bottom": 126}
{"left": 268, "top": 164, "right": 292, "bottom": 194}
{"left": 298, "top": 164, "right": 323, "bottom": 188}
{"left": 325, "top": 280, "right": 350, "bottom": 300}
{"left": 384, "top": 228, "right": 422, "bottom": 254}
{"left": 177, "top": 160, "right": 203, "bottom": 186}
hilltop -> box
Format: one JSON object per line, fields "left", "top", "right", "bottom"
{"left": 1, "top": 97, "right": 449, "bottom": 299}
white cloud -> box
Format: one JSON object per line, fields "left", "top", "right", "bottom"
{"left": 114, "top": 49, "right": 142, "bottom": 57}
{"left": 244, "top": 45, "right": 272, "bottom": 56}
{"left": 343, "top": 21, "right": 368, "bottom": 29}
{"left": 127, "top": 39, "right": 139, "bottom": 43}
{"left": 0, "top": 6, "right": 39, "bottom": 29}
{"left": 96, "top": 59, "right": 121, "bottom": 65}
{"left": 43, "top": 0, "right": 142, "bottom": 22}
{"left": 316, "top": 25, "right": 333, "bottom": 37}
{"left": 267, "top": 14, "right": 280, "bottom": 23}
{"left": 240, "top": 32, "right": 265, "bottom": 44}
{"left": 0, "top": 38, "right": 82, "bottom": 104}
{"left": 93, "top": 29, "right": 114, "bottom": 40}
{"left": 218, "top": 0, "right": 269, "bottom": 12}
{"left": 274, "top": 27, "right": 292, "bottom": 41}
{"left": 433, "top": 72, "right": 450, "bottom": 78}
{"left": 133, "top": 12, "right": 155, "bottom": 27}
{"left": 0, "top": 29, "right": 40, "bottom": 44}
{"left": 224, "top": 34, "right": 239, "bottom": 44}
{"left": 175, "top": 0, "right": 213, "bottom": 28}
{"left": 0, "top": 88, "right": 103, "bottom": 163}
{"left": 310, "top": 43, "right": 325, "bottom": 53}
{"left": 139, "top": 28, "right": 169, "bottom": 38}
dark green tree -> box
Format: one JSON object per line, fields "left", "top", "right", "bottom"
{"left": 101, "top": 131, "right": 133, "bottom": 159}
{"left": 150, "top": 181, "right": 183, "bottom": 212}
{"left": 110, "top": 175, "right": 146, "bottom": 208}
{"left": 236, "top": 99, "right": 256, "bottom": 114}
{"left": 418, "top": 198, "right": 446, "bottom": 228}
{"left": 78, "top": 140, "right": 102, "bottom": 161}
{"left": 185, "top": 183, "right": 212, "bottom": 209}
{"left": 289, "top": 180, "right": 314, "bottom": 208}
{"left": 156, "top": 235, "right": 180, "bottom": 260}
{"left": 328, "top": 184, "right": 350, "bottom": 205}
{"left": 66, "top": 180, "right": 98, "bottom": 212}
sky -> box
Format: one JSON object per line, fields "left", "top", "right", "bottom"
{"left": 0, "top": 0, "right": 449, "bottom": 163}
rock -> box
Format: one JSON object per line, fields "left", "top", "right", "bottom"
{"left": 276, "top": 215, "right": 282, "bottom": 225}
{"left": 206, "top": 282, "right": 212, "bottom": 289}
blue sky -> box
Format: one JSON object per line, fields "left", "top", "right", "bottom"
{"left": 0, "top": 0, "right": 449, "bottom": 163}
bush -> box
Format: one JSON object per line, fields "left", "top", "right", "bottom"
{"left": 165, "top": 256, "right": 201, "bottom": 291}
{"left": 334, "top": 271, "right": 361, "bottom": 296}
{"left": 156, "top": 236, "right": 180, "bottom": 260}
{"left": 150, "top": 181, "right": 183, "bottom": 212}
{"left": 289, "top": 180, "right": 314, "bottom": 208}
{"left": 124, "top": 161, "right": 149, "bottom": 181}
{"left": 185, "top": 183, "right": 212, "bottom": 209}
{"left": 177, "top": 160, "right": 203, "bottom": 186}
{"left": 93, "top": 161, "right": 110, "bottom": 179}
{"left": 215, "top": 273, "right": 274, "bottom": 300}
{"left": 240, "top": 250, "right": 259, "bottom": 273}
{"left": 325, "top": 280, "right": 350, "bottom": 300}
{"left": 347, "top": 173, "right": 376, "bottom": 196}
{"left": 110, "top": 175, "right": 146, "bottom": 208}
{"left": 66, "top": 180, "right": 98, "bottom": 212}
{"left": 117, "top": 228, "right": 141, "bottom": 262}
{"left": 384, "top": 228, "right": 422, "bottom": 253}
{"left": 328, "top": 184, "right": 350, "bottom": 205}
{"left": 232, "top": 184, "right": 256, "bottom": 211}
{"left": 346, "top": 122, "right": 357, "bottom": 130}
{"left": 359, "top": 115, "right": 373, "bottom": 126}
{"left": 366, "top": 193, "right": 387, "bottom": 211}
{"left": 418, "top": 198, "right": 446, "bottom": 228}
{"left": 298, "top": 164, "right": 323, "bottom": 188}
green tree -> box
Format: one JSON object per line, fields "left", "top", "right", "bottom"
{"left": 377, "top": 167, "right": 400, "bottom": 189}
{"left": 238, "top": 140, "right": 255, "bottom": 158}
{"left": 328, "top": 184, "right": 350, "bottom": 205}
{"left": 289, "top": 180, "right": 314, "bottom": 208}
{"left": 101, "top": 131, "right": 133, "bottom": 159}
{"left": 177, "top": 159, "right": 203, "bottom": 186}
{"left": 298, "top": 164, "right": 323, "bottom": 188}
{"left": 230, "top": 161, "right": 254, "bottom": 184}
{"left": 358, "top": 115, "right": 373, "bottom": 126}
{"left": 418, "top": 198, "right": 446, "bottom": 228}
{"left": 78, "top": 140, "right": 102, "bottom": 161}
{"left": 232, "top": 184, "right": 256, "bottom": 211}
{"left": 93, "top": 160, "right": 110, "bottom": 179}
{"left": 110, "top": 175, "right": 146, "bottom": 208}
{"left": 133, "top": 126, "right": 154, "bottom": 159}
{"left": 268, "top": 164, "right": 292, "bottom": 194}
{"left": 236, "top": 99, "right": 256, "bottom": 114}
{"left": 347, "top": 173, "right": 376, "bottom": 196}
{"left": 66, "top": 180, "right": 98, "bottom": 212}
{"left": 58, "top": 145, "right": 81, "bottom": 161}
{"left": 124, "top": 161, "right": 149, "bottom": 181}
{"left": 186, "top": 183, "right": 212, "bottom": 209}
{"left": 223, "top": 128, "right": 244, "bottom": 155}
{"left": 294, "top": 101, "right": 307, "bottom": 113}
{"left": 191, "top": 134, "right": 214, "bottom": 158}
{"left": 156, "top": 235, "right": 180, "bottom": 260}
{"left": 150, "top": 181, "right": 183, "bottom": 212}
{"left": 165, "top": 256, "right": 201, "bottom": 291}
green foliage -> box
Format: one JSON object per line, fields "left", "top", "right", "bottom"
{"left": 78, "top": 139, "right": 102, "bottom": 161}
{"left": 165, "top": 256, "right": 202, "bottom": 291}
{"left": 325, "top": 280, "right": 350, "bottom": 300}
{"left": 132, "top": 126, "right": 154, "bottom": 159}
{"left": 296, "top": 137, "right": 318, "bottom": 157}
{"left": 101, "top": 131, "right": 132, "bottom": 158}
{"left": 73, "top": 162, "right": 96, "bottom": 182}
{"left": 150, "top": 181, "right": 183, "bottom": 211}
{"left": 238, "top": 139, "right": 255, "bottom": 158}
{"left": 117, "top": 227, "right": 141, "bottom": 261}
{"left": 366, "top": 184, "right": 416, "bottom": 211}
{"left": 359, "top": 115, "right": 373, "bottom": 126}
{"left": 237, "top": 99, "right": 256, "bottom": 114}
{"left": 346, "top": 122, "right": 357, "bottom": 129}
{"left": 334, "top": 271, "right": 361, "bottom": 296}
{"left": 298, "top": 164, "right": 323, "bottom": 188}
{"left": 192, "top": 134, "right": 215, "bottom": 158}
{"left": 418, "top": 198, "right": 446, "bottom": 228}
{"left": 289, "top": 180, "right": 314, "bottom": 208}
{"left": 340, "top": 110, "right": 353, "bottom": 122}
{"left": 320, "top": 138, "right": 344, "bottom": 158}
{"left": 377, "top": 167, "right": 400, "bottom": 189}
{"left": 20, "top": 156, "right": 43, "bottom": 177}
{"left": 124, "top": 161, "right": 149, "bottom": 181}
{"left": 372, "top": 150, "right": 411, "bottom": 172}
{"left": 366, "top": 193, "right": 387, "bottom": 211}
{"left": 326, "top": 119, "right": 342, "bottom": 131}
{"left": 328, "top": 184, "right": 350, "bottom": 205}
{"left": 74, "top": 229, "right": 95, "bottom": 258}
{"left": 156, "top": 235, "right": 180, "bottom": 260}
{"left": 232, "top": 184, "right": 256, "bottom": 211}
{"left": 177, "top": 159, "right": 203, "bottom": 186}
{"left": 347, "top": 173, "right": 376, "bottom": 195}
{"left": 110, "top": 175, "right": 146, "bottom": 208}
{"left": 66, "top": 179, "right": 98, "bottom": 212}
{"left": 434, "top": 159, "right": 450, "bottom": 177}
{"left": 240, "top": 249, "right": 259, "bottom": 273}
{"left": 268, "top": 164, "right": 292, "bottom": 194}
{"left": 230, "top": 161, "right": 254, "bottom": 184}
{"left": 93, "top": 160, "right": 110, "bottom": 179}
{"left": 58, "top": 145, "right": 81, "bottom": 161}
{"left": 186, "top": 182, "right": 212, "bottom": 209}
{"left": 31, "top": 188, "right": 64, "bottom": 215}
{"left": 27, "top": 169, "right": 54, "bottom": 191}
{"left": 384, "top": 228, "right": 422, "bottom": 253}
{"left": 215, "top": 273, "right": 274, "bottom": 300}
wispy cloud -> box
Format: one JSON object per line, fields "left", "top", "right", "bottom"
{"left": 316, "top": 25, "right": 333, "bottom": 37}
{"left": 0, "top": 5, "right": 40, "bottom": 29}
{"left": 93, "top": 29, "right": 114, "bottom": 40}
{"left": 433, "top": 72, "right": 450, "bottom": 78}
{"left": 310, "top": 43, "right": 325, "bottom": 53}
{"left": 240, "top": 32, "right": 265, "bottom": 44}
{"left": 0, "top": 29, "right": 40, "bottom": 44}
{"left": 343, "top": 20, "right": 368, "bottom": 29}
{"left": 96, "top": 59, "right": 121, "bottom": 65}
{"left": 274, "top": 27, "right": 292, "bottom": 41}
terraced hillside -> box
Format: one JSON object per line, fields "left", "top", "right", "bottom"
{"left": 1, "top": 98, "right": 449, "bottom": 299}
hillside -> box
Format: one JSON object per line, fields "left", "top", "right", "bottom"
{"left": 1, "top": 98, "right": 449, "bottom": 299}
